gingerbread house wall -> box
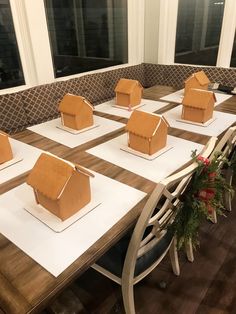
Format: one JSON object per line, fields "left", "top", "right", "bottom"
{"left": 130, "top": 85, "right": 142, "bottom": 106}
{"left": 34, "top": 171, "right": 91, "bottom": 221}
{"left": 128, "top": 133, "right": 150, "bottom": 154}
{"left": 150, "top": 123, "right": 168, "bottom": 155}
{"left": 62, "top": 107, "right": 93, "bottom": 130}
{"left": 116, "top": 93, "right": 130, "bottom": 107}
{"left": 59, "top": 172, "right": 91, "bottom": 221}
{"left": 182, "top": 100, "right": 214, "bottom": 123}
{"left": 0, "top": 136, "right": 13, "bottom": 164}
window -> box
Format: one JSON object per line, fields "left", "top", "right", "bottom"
{"left": 0, "top": 0, "right": 25, "bottom": 90}
{"left": 44, "top": 0, "right": 128, "bottom": 78}
{"left": 175, "top": 0, "right": 225, "bottom": 66}
{"left": 230, "top": 31, "right": 236, "bottom": 67}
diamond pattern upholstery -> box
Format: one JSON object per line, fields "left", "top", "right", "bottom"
{"left": 62, "top": 72, "right": 111, "bottom": 104}
{"left": 144, "top": 63, "right": 236, "bottom": 88}
{"left": 0, "top": 93, "right": 28, "bottom": 134}
{"left": 60, "top": 64, "right": 146, "bottom": 106}
{"left": 143, "top": 63, "right": 166, "bottom": 87}
{"left": 1, "top": 63, "right": 236, "bottom": 133}
{"left": 21, "top": 82, "right": 67, "bottom": 124}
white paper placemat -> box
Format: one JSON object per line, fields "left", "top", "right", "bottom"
{"left": 86, "top": 134, "right": 203, "bottom": 183}
{"left": 95, "top": 99, "right": 169, "bottom": 118}
{"left": 28, "top": 116, "right": 125, "bottom": 148}
{"left": 24, "top": 200, "right": 101, "bottom": 233}
{"left": 120, "top": 145, "right": 173, "bottom": 160}
{"left": 160, "top": 89, "right": 232, "bottom": 106}
{"left": 0, "top": 156, "right": 23, "bottom": 171}
{"left": 163, "top": 106, "right": 236, "bottom": 136}
{"left": 56, "top": 123, "right": 100, "bottom": 134}
{"left": 0, "top": 139, "right": 43, "bottom": 185}
{"left": 0, "top": 173, "right": 146, "bottom": 277}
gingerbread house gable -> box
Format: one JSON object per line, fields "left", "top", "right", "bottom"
{"left": 182, "top": 89, "right": 216, "bottom": 123}
{"left": 27, "top": 152, "right": 94, "bottom": 220}
{"left": 184, "top": 71, "right": 210, "bottom": 95}
{"left": 126, "top": 111, "right": 168, "bottom": 138}
{"left": 115, "top": 78, "right": 143, "bottom": 107}
{"left": 0, "top": 131, "right": 13, "bottom": 164}
{"left": 59, "top": 94, "right": 94, "bottom": 130}
{"left": 183, "top": 89, "right": 216, "bottom": 109}
{"left": 59, "top": 94, "right": 94, "bottom": 116}
{"left": 125, "top": 111, "right": 169, "bottom": 155}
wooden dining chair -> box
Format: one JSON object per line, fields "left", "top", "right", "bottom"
{"left": 209, "top": 126, "right": 236, "bottom": 223}
{"left": 186, "top": 127, "right": 236, "bottom": 263}
{"left": 91, "top": 137, "right": 217, "bottom": 314}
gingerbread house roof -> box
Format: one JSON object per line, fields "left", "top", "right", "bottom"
{"left": 59, "top": 94, "right": 94, "bottom": 115}
{"left": 0, "top": 131, "right": 11, "bottom": 148}
{"left": 115, "top": 78, "right": 143, "bottom": 95}
{"left": 185, "top": 70, "right": 210, "bottom": 86}
{"left": 182, "top": 89, "right": 216, "bottom": 109}
{"left": 125, "top": 110, "right": 169, "bottom": 139}
{"left": 27, "top": 152, "right": 93, "bottom": 200}
{"left": 0, "top": 131, "right": 9, "bottom": 140}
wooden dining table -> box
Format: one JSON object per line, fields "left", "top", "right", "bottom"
{"left": 0, "top": 85, "right": 235, "bottom": 314}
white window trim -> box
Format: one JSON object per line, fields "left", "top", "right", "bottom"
{"left": 0, "top": 0, "right": 36, "bottom": 95}
{"left": 0, "top": 0, "right": 144, "bottom": 95}
{"left": 144, "top": 0, "right": 160, "bottom": 63}
{"left": 157, "top": 0, "right": 178, "bottom": 65}
{"left": 217, "top": 0, "right": 236, "bottom": 67}
{"left": 148, "top": 0, "right": 236, "bottom": 68}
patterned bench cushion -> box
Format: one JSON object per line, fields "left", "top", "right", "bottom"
{"left": 0, "top": 93, "right": 28, "bottom": 134}
{"left": 143, "top": 63, "right": 166, "bottom": 87}
{"left": 144, "top": 63, "right": 236, "bottom": 88}
{"left": 61, "top": 72, "right": 111, "bottom": 104}
{"left": 21, "top": 81, "right": 68, "bottom": 124}
{"left": 61, "top": 64, "right": 146, "bottom": 105}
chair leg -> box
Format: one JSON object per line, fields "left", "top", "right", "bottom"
{"left": 185, "top": 238, "right": 194, "bottom": 262}
{"left": 223, "top": 168, "right": 234, "bottom": 212}
{"left": 169, "top": 237, "right": 180, "bottom": 276}
{"left": 209, "top": 210, "right": 217, "bottom": 224}
{"left": 121, "top": 282, "right": 135, "bottom": 314}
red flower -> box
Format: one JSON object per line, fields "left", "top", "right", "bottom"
{"left": 198, "top": 188, "right": 215, "bottom": 201}
{"left": 197, "top": 155, "right": 210, "bottom": 166}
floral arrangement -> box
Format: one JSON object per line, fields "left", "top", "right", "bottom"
{"left": 170, "top": 150, "right": 234, "bottom": 249}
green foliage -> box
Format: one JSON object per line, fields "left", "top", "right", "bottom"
{"left": 170, "top": 151, "right": 234, "bottom": 250}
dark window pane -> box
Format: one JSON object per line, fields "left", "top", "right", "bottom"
{"left": 44, "top": 0, "right": 128, "bottom": 78}
{"left": 175, "top": 0, "right": 225, "bottom": 66}
{"left": 230, "top": 32, "right": 236, "bottom": 68}
{"left": 0, "top": 0, "right": 25, "bottom": 89}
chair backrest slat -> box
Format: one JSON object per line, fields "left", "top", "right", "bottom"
{"left": 210, "top": 126, "right": 236, "bottom": 162}
{"left": 122, "top": 136, "right": 218, "bottom": 284}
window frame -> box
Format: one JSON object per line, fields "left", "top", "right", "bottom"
{"left": 145, "top": 0, "right": 236, "bottom": 68}
{"left": 0, "top": 0, "right": 144, "bottom": 95}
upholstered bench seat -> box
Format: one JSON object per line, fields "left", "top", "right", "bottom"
{"left": 1, "top": 62, "right": 235, "bottom": 134}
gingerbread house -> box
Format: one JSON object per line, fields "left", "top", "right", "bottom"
{"left": 182, "top": 89, "right": 216, "bottom": 123}
{"left": 184, "top": 70, "right": 210, "bottom": 96}
{"left": 125, "top": 110, "right": 169, "bottom": 155}
{"left": 115, "top": 78, "right": 143, "bottom": 108}
{"left": 0, "top": 131, "right": 13, "bottom": 164}
{"left": 27, "top": 152, "right": 94, "bottom": 221}
{"left": 58, "top": 94, "right": 94, "bottom": 130}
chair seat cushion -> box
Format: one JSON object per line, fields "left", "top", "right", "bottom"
{"left": 95, "top": 229, "right": 173, "bottom": 278}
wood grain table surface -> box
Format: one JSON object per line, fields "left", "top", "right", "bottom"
{"left": 0, "top": 85, "right": 235, "bottom": 314}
